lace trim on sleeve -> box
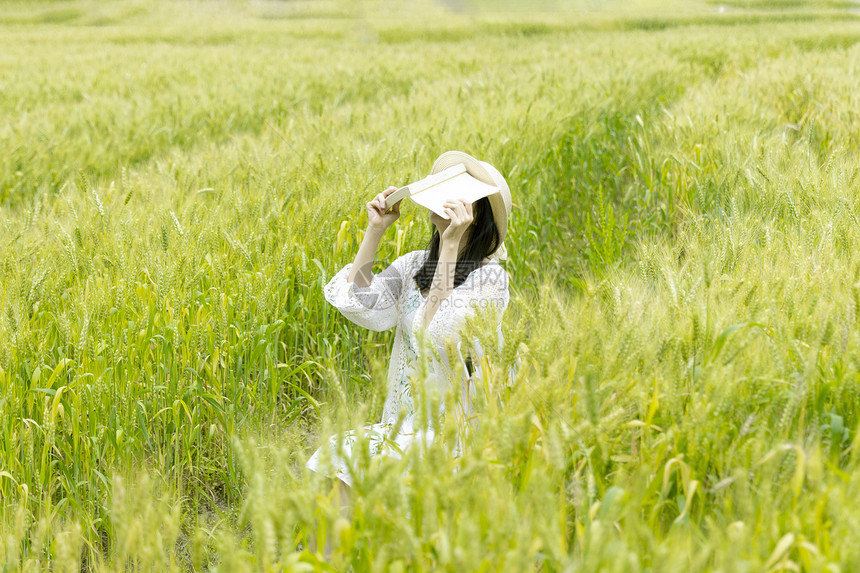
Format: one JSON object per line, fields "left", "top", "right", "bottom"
{"left": 323, "top": 250, "right": 426, "bottom": 332}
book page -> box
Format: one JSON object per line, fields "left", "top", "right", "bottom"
{"left": 385, "top": 164, "right": 468, "bottom": 210}
{"left": 410, "top": 171, "right": 499, "bottom": 219}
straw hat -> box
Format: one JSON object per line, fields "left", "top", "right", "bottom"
{"left": 430, "top": 150, "right": 511, "bottom": 258}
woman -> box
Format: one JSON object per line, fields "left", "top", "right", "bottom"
{"left": 306, "top": 150, "right": 512, "bottom": 488}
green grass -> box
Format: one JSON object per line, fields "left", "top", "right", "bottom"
{"left": 2, "top": 0, "right": 860, "bottom": 570}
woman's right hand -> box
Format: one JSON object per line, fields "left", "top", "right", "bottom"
{"left": 367, "top": 186, "right": 401, "bottom": 232}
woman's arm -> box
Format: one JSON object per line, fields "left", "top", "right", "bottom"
{"left": 424, "top": 199, "right": 474, "bottom": 328}
{"left": 348, "top": 186, "right": 400, "bottom": 287}
{"left": 321, "top": 186, "right": 412, "bottom": 332}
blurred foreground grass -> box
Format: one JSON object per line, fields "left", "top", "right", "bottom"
{"left": 2, "top": 0, "right": 860, "bottom": 570}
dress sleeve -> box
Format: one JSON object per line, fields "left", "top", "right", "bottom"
{"left": 323, "top": 250, "right": 425, "bottom": 332}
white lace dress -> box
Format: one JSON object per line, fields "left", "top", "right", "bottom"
{"left": 306, "top": 249, "right": 509, "bottom": 486}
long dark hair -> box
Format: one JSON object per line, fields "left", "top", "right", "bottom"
{"left": 414, "top": 196, "right": 500, "bottom": 293}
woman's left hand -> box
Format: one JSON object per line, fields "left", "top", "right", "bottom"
{"left": 440, "top": 199, "right": 474, "bottom": 245}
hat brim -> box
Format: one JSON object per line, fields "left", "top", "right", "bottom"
{"left": 431, "top": 151, "right": 508, "bottom": 250}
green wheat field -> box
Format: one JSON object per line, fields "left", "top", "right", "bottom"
{"left": 2, "top": 0, "right": 860, "bottom": 570}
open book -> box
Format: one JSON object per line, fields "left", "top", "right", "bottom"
{"left": 384, "top": 163, "right": 500, "bottom": 219}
